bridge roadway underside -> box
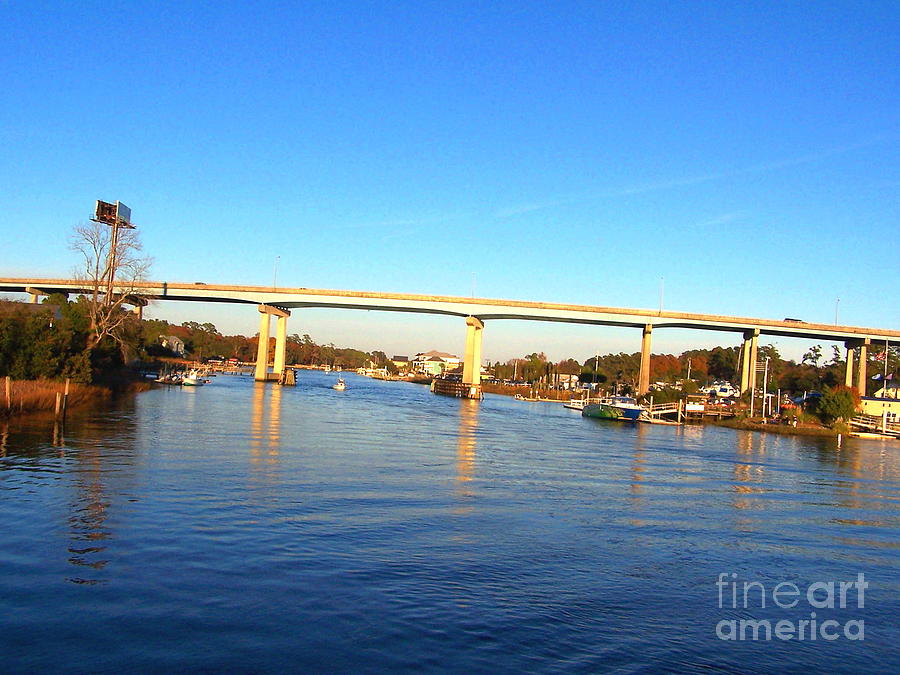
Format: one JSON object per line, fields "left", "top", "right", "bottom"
{"left": 3, "top": 279, "right": 899, "bottom": 395}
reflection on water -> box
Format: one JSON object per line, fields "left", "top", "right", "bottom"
{"left": 453, "top": 398, "right": 479, "bottom": 517}
{"left": 250, "top": 382, "right": 282, "bottom": 486}
{"left": 1, "top": 373, "right": 899, "bottom": 673}
{"left": 455, "top": 399, "right": 478, "bottom": 487}
{"left": 732, "top": 431, "right": 767, "bottom": 514}
{"left": 63, "top": 408, "right": 140, "bottom": 585}
{"left": 66, "top": 441, "right": 111, "bottom": 585}
{"left": 630, "top": 422, "right": 648, "bottom": 494}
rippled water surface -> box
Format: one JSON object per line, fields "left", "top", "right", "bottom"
{"left": 2, "top": 371, "right": 899, "bottom": 672}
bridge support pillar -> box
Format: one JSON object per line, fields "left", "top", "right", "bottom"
{"left": 255, "top": 304, "right": 291, "bottom": 382}
{"left": 462, "top": 316, "right": 484, "bottom": 389}
{"left": 274, "top": 315, "right": 288, "bottom": 377}
{"left": 844, "top": 342, "right": 855, "bottom": 388}
{"left": 433, "top": 317, "right": 483, "bottom": 399}
{"left": 740, "top": 337, "right": 750, "bottom": 394}
{"left": 638, "top": 324, "right": 652, "bottom": 395}
{"left": 857, "top": 338, "right": 870, "bottom": 397}
{"left": 739, "top": 329, "right": 759, "bottom": 395}
{"left": 25, "top": 287, "right": 44, "bottom": 304}
{"left": 748, "top": 331, "right": 759, "bottom": 395}
{"left": 125, "top": 296, "right": 148, "bottom": 321}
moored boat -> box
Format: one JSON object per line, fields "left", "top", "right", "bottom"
{"left": 582, "top": 396, "right": 645, "bottom": 422}
{"left": 563, "top": 398, "right": 589, "bottom": 411}
{"left": 332, "top": 378, "right": 346, "bottom": 391}
{"left": 182, "top": 369, "right": 208, "bottom": 386}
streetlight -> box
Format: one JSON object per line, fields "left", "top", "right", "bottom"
{"left": 273, "top": 255, "right": 281, "bottom": 289}
{"left": 835, "top": 297, "right": 840, "bottom": 325}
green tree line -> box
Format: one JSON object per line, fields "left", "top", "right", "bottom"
{"left": 491, "top": 343, "right": 898, "bottom": 397}
{"left": 4, "top": 296, "right": 896, "bottom": 396}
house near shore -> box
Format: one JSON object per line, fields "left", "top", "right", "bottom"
{"left": 391, "top": 355, "right": 410, "bottom": 371}
{"left": 412, "top": 350, "right": 462, "bottom": 376}
{"left": 160, "top": 335, "right": 185, "bottom": 357}
{"left": 859, "top": 380, "right": 900, "bottom": 422}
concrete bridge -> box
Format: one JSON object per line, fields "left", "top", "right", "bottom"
{"left": 2, "top": 277, "right": 898, "bottom": 397}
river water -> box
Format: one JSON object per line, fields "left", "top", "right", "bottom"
{"left": 1, "top": 371, "right": 898, "bottom": 673}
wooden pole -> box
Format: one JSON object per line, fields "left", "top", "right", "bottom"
{"left": 54, "top": 392, "right": 62, "bottom": 419}
{"left": 5, "top": 376, "right": 9, "bottom": 409}
{"left": 62, "top": 378, "right": 70, "bottom": 420}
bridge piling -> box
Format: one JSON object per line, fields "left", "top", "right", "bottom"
{"left": 255, "top": 304, "right": 291, "bottom": 382}
{"left": 739, "top": 329, "right": 759, "bottom": 395}
{"left": 254, "top": 309, "right": 271, "bottom": 381}
{"left": 638, "top": 324, "right": 652, "bottom": 395}
{"left": 857, "top": 338, "right": 869, "bottom": 396}
{"left": 844, "top": 342, "right": 855, "bottom": 388}
{"left": 462, "top": 317, "right": 484, "bottom": 390}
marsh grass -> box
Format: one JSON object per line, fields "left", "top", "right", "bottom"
{"left": 0, "top": 379, "right": 110, "bottom": 418}
{"left": 482, "top": 383, "right": 574, "bottom": 400}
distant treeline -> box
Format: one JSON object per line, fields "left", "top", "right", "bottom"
{"left": 2, "top": 298, "right": 896, "bottom": 396}
{"left": 143, "top": 319, "right": 379, "bottom": 370}
{"left": 490, "top": 343, "right": 897, "bottom": 397}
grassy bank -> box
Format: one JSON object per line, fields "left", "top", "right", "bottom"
{"left": 0, "top": 377, "right": 152, "bottom": 419}
{"left": 482, "top": 383, "right": 575, "bottom": 401}
{"left": 710, "top": 417, "right": 838, "bottom": 438}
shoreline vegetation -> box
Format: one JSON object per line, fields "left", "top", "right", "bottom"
{"left": 1, "top": 378, "right": 107, "bottom": 419}
{"left": 481, "top": 382, "right": 573, "bottom": 401}
{"left": 0, "top": 377, "right": 151, "bottom": 420}
{"left": 481, "top": 380, "right": 852, "bottom": 438}
{"left": 710, "top": 417, "right": 840, "bottom": 438}
{"left": 2, "top": 373, "right": 875, "bottom": 442}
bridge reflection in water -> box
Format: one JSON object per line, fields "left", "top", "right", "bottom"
{"left": 250, "top": 382, "right": 282, "bottom": 486}
{"left": 455, "top": 399, "right": 479, "bottom": 508}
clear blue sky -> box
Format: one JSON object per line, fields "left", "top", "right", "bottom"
{"left": 1, "top": 1, "right": 897, "bottom": 364}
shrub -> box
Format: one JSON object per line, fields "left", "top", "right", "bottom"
{"left": 815, "top": 385, "right": 859, "bottom": 426}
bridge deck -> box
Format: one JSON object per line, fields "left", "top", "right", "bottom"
{"left": 2, "top": 277, "right": 898, "bottom": 345}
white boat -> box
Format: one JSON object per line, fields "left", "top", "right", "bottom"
{"left": 332, "top": 378, "right": 346, "bottom": 391}
{"left": 563, "top": 398, "right": 589, "bottom": 410}
{"left": 182, "top": 369, "right": 207, "bottom": 386}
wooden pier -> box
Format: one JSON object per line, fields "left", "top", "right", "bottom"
{"left": 850, "top": 414, "right": 900, "bottom": 438}
{"left": 646, "top": 396, "right": 737, "bottom": 424}
{"left": 431, "top": 379, "right": 483, "bottom": 400}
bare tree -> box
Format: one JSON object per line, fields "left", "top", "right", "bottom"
{"left": 70, "top": 220, "right": 153, "bottom": 353}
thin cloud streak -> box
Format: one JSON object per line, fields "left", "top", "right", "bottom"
{"left": 695, "top": 212, "right": 744, "bottom": 228}
{"left": 494, "top": 134, "right": 900, "bottom": 217}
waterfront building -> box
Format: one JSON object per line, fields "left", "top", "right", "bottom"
{"left": 859, "top": 380, "right": 900, "bottom": 422}
{"left": 160, "top": 335, "right": 186, "bottom": 357}
{"left": 412, "top": 350, "right": 461, "bottom": 375}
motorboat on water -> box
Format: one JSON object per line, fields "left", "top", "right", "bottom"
{"left": 182, "top": 369, "right": 208, "bottom": 386}
{"left": 582, "top": 395, "right": 646, "bottom": 422}
{"left": 332, "top": 378, "right": 346, "bottom": 391}
{"left": 155, "top": 372, "right": 182, "bottom": 385}
{"left": 563, "top": 398, "right": 589, "bottom": 411}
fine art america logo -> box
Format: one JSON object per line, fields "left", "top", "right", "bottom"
{"left": 715, "top": 572, "right": 867, "bottom": 641}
